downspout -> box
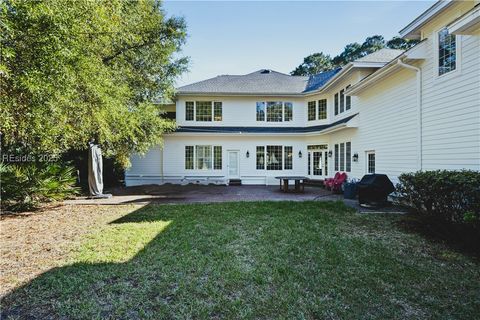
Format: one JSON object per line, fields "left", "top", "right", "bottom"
{"left": 396, "top": 59, "right": 422, "bottom": 171}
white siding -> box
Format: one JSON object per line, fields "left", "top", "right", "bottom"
{"left": 176, "top": 96, "right": 306, "bottom": 127}
{"left": 163, "top": 135, "right": 310, "bottom": 185}
{"left": 342, "top": 69, "right": 419, "bottom": 183}
{"left": 419, "top": 33, "right": 480, "bottom": 170}
{"left": 125, "top": 146, "right": 164, "bottom": 186}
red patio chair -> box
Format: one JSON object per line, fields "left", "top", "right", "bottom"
{"left": 324, "top": 172, "right": 340, "bottom": 190}
{"left": 332, "top": 172, "right": 347, "bottom": 193}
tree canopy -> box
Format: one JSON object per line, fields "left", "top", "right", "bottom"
{"left": 291, "top": 35, "right": 419, "bottom": 76}
{"left": 0, "top": 0, "right": 188, "bottom": 166}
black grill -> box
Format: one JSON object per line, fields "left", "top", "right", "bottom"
{"left": 357, "top": 174, "right": 395, "bottom": 207}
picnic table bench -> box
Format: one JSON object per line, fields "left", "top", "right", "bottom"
{"left": 275, "top": 176, "right": 309, "bottom": 193}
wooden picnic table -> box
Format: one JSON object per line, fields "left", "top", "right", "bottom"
{"left": 275, "top": 176, "right": 309, "bottom": 193}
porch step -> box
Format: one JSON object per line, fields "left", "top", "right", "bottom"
{"left": 304, "top": 179, "right": 325, "bottom": 187}
{"left": 228, "top": 179, "right": 242, "bottom": 186}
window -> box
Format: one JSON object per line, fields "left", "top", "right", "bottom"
{"left": 214, "top": 102, "right": 222, "bottom": 121}
{"left": 339, "top": 143, "right": 345, "bottom": 171}
{"left": 256, "top": 102, "right": 265, "bottom": 121}
{"left": 346, "top": 142, "right": 351, "bottom": 172}
{"left": 256, "top": 146, "right": 265, "bottom": 169}
{"left": 308, "top": 101, "right": 316, "bottom": 121}
{"left": 334, "top": 144, "right": 339, "bottom": 171}
{"left": 334, "top": 86, "right": 351, "bottom": 115}
{"left": 185, "top": 145, "right": 222, "bottom": 170}
{"left": 257, "top": 101, "right": 293, "bottom": 122}
{"left": 339, "top": 89, "right": 345, "bottom": 113}
{"left": 185, "top": 101, "right": 194, "bottom": 121}
{"left": 345, "top": 85, "right": 351, "bottom": 110}
{"left": 185, "top": 146, "right": 194, "bottom": 169}
{"left": 284, "top": 146, "right": 293, "bottom": 170}
{"left": 267, "top": 145, "right": 283, "bottom": 170}
{"left": 196, "top": 145, "right": 212, "bottom": 170}
{"left": 284, "top": 102, "right": 293, "bottom": 121}
{"left": 266, "top": 101, "right": 283, "bottom": 122}
{"left": 334, "top": 141, "right": 352, "bottom": 172}
{"left": 367, "top": 151, "right": 375, "bottom": 174}
{"left": 195, "top": 101, "right": 212, "bottom": 121}
{"left": 318, "top": 99, "right": 327, "bottom": 120}
{"left": 214, "top": 146, "right": 222, "bottom": 169}
{"left": 438, "top": 28, "right": 456, "bottom": 76}
{"left": 334, "top": 93, "right": 339, "bottom": 115}
{"left": 186, "top": 101, "right": 222, "bottom": 122}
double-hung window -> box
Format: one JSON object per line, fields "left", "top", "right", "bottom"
{"left": 185, "top": 145, "right": 222, "bottom": 170}
{"left": 185, "top": 101, "right": 222, "bottom": 122}
{"left": 334, "top": 142, "right": 352, "bottom": 172}
{"left": 318, "top": 99, "right": 327, "bottom": 119}
{"left": 438, "top": 27, "right": 456, "bottom": 76}
{"left": 256, "top": 145, "right": 292, "bottom": 170}
{"left": 266, "top": 102, "right": 283, "bottom": 122}
{"left": 308, "top": 101, "right": 316, "bottom": 121}
{"left": 256, "top": 101, "right": 293, "bottom": 122}
{"left": 334, "top": 86, "right": 351, "bottom": 115}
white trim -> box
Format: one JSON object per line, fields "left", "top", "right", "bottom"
{"left": 448, "top": 5, "right": 480, "bottom": 35}
{"left": 365, "top": 150, "right": 376, "bottom": 174}
{"left": 399, "top": 0, "right": 454, "bottom": 39}
{"left": 433, "top": 26, "right": 462, "bottom": 82}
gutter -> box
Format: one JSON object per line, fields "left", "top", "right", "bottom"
{"left": 396, "top": 59, "right": 422, "bottom": 171}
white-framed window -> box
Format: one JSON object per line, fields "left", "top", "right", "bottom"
{"left": 256, "top": 101, "right": 293, "bottom": 122}
{"left": 334, "top": 141, "right": 352, "bottom": 172}
{"left": 185, "top": 102, "right": 194, "bottom": 121}
{"left": 308, "top": 101, "right": 316, "bottom": 121}
{"left": 366, "top": 151, "right": 375, "bottom": 174}
{"left": 185, "top": 145, "right": 222, "bottom": 170}
{"left": 334, "top": 85, "right": 351, "bottom": 115}
{"left": 185, "top": 101, "right": 222, "bottom": 122}
{"left": 318, "top": 99, "right": 327, "bottom": 120}
{"left": 256, "top": 145, "right": 293, "bottom": 170}
{"left": 438, "top": 27, "right": 457, "bottom": 76}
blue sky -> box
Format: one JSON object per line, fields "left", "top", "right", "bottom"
{"left": 164, "top": 1, "right": 435, "bottom": 86}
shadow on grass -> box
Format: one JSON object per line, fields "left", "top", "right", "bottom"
{"left": 3, "top": 201, "right": 345, "bottom": 319}
{"left": 2, "top": 201, "right": 479, "bottom": 319}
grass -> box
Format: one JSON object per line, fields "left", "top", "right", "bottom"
{"left": 2, "top": 201, "right": 479, "bottom": 319}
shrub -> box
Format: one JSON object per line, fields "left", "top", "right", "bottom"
{"left": 396, "top": 170, "right": 480, "bottom": 226}
{"left": 1, "top": 162, "right": 79, "bottom": 212}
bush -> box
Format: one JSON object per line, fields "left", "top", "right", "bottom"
{"left": 396, "top": 170, "right": 480, "bottom": 226}
{"left": 1, "top": 162, "right": 79, "bottom": 212}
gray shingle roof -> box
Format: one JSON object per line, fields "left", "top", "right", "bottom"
{"left": 355, "top": 48, "right": 404, "bottom": 63}
{"left": 177, "top": 70, "right": 309, "bottom": 95}
{"left": 177, "top": 49, "right": 404, "bottom": 95}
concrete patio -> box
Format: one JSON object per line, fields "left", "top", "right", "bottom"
{"left": 64, "top": 184, "right": 407, "bottom": 214}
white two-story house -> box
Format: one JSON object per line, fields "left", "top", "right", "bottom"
{"left": 126, "top": 0, "right": 480, "bottom": 186}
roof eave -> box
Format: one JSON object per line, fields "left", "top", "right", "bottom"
{"left": 448, "top": 5, "right": 480, "bottom": 35}
{"left": 399, "top": 0, "right": 454, "bottom": 39}
{"left": 176, "top": 92, "right": 304, "bottom": 97}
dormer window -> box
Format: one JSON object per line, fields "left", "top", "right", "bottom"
{"left": 438, "top": 27, "right": 456, "bottom": 76}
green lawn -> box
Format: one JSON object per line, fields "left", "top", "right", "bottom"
{"left": 2, "top": 201, "right": 480, "bottom": 319}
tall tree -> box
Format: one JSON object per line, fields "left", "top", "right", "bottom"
{"left": 290, "top": 52, "right": 333, "bottom": 76}
{"left": 295, "top": 34, "right": 419, "bottom": 73}
{"left": 0, "top": 0, "right": 188, "bottom": 166}
{"left": 387, "top": 36, "right": 420, "bottom": 50}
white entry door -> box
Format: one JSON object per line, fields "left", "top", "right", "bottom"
{"left": 228, "top": 150, "right": 240, "bottom": 179}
